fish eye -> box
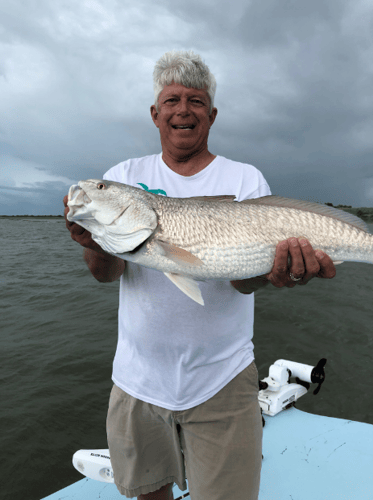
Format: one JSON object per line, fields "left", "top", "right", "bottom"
{"left": 97, "top": 182, "right": 106, "bottom": 190}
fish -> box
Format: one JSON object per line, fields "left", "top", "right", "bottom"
{"left": 67, "top": 179, "right": 373, "bottom": 305}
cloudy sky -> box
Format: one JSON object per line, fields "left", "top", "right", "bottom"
{"left": 1, "top": 0, "right": 372, "bottom": 215}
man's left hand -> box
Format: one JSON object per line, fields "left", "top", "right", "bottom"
{"left": 266, "top": 237, "right": 337, "bottom": 288}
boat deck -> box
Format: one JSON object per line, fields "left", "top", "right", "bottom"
{"left": 42, "top": 407, "right": 373, "bottom": 499}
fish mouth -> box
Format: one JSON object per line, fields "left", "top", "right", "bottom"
{"left": 68, "top": 185, "right": 92, "bottom": 206}
{"left": 67, "top": 185, "right": 93, "bottom": 220}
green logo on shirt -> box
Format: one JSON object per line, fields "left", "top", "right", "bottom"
{"left": 137, "top": 183, "right": 167, "bottom": 196}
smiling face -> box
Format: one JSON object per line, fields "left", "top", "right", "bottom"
{"left": 150, "top": 83, "right": 217, "bottom": 160}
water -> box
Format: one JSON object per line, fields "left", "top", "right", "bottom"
{"left": 1, "top": 217, "right": 372, "bottom": 500}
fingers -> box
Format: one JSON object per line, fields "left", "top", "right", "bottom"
{"left": 69, "top": 221, "right": 86, "bottom": 237}
{"left": 294, "top": 238, "right": 320, "bottom": 284}
{"left": 267, "top": 240, "right": 296, "bottom": 288}
{"left": 297, "top": 240, "right": 336, "bottom": 282}
{"left": 314, "top": 250, "right": 337, "bottom": 279}
{"left": 288, "top": 238, "right": 306, "bottom": 280}
{"left": 267, "top": 237, "right": 337, "bottom": 288}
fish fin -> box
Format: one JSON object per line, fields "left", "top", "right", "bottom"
{"left": 157, "top": 241, "right": 204, "bottom": 266}
{"left": 179, "top": 195, "right": 236, "bottom": 203}
{"left": 240, "top": 195, "right": 369, "bottom": 233}
{"left": 164, "top": 272, "right": 204, "bottom": 305}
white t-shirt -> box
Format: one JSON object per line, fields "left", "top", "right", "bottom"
{"left": 103, "top": 153, "right": 271, "bottom": 411}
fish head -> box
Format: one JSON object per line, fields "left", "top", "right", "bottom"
{"left": 67, "top": 179, "right": 158, "bottom": 254}
{"left": 68, "top": 180, "right": 132, "bottom": 225}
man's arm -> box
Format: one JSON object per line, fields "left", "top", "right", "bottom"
{"left": 231, "top": 274, "right": 270, "bottom": 294}
{"left": 64, "top": 196, "right": 125, "bottom": 282}
{"left": 231, "top": 237, "right": 337, "bottom": 294}
{"left": 83, "top": 248, "right": 125, "bottom": 282}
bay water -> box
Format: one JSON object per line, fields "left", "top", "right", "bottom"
{"left": 1, "top": 217, "right": 372, "bottom": 500}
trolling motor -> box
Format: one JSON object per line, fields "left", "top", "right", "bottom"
{"left": 258, "top": 358, "right": 327, "bottom": 416}
{"left": 73, "top": 450, "right": 114, "bottom": 483}
{"left": 72, "top": 450, "right": 190, "bottom": 499}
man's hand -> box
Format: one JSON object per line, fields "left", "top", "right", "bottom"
{"left": 231, "top": 237, "right": 336, "bottom": 295}
{"left": 63, "top": 195, "right": 103, "bottom": 253}
{"left": 267, "top": 237, "right": 337, "bottom": 288}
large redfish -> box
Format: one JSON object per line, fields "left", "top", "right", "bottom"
{"left": 67, "top": 180, "right": 373, "bottom": 305}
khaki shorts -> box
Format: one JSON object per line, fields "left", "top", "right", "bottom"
{"left": 106, "top": 361, "right": 263, "bottom": 500}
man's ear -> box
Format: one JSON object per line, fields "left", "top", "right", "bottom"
{"left": 209, "top": 107, "right": 218, "bottom": 127}
{"left": 150, "top": 105, "right": 159, "bottom": 128}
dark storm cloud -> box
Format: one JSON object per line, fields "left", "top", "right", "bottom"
{"left": 0, "top": 0, "right": 372, "bottom": 214}
{"left": 165, "top": 0, "right": 373, "bottom": 205}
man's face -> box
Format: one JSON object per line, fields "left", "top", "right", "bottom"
{"left": 150, "top": 83, "right": 217, "bottom": 156}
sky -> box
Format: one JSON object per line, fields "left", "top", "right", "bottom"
{"left": 1, "top": 0, "right": 373, "bottom": 215}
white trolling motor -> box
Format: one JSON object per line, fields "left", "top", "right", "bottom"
{"left": 72, "top": 451, "right": 189, "bottom": 499}
{"left": 258, "top": 358, "right": 327, "bottom": 416}
{"left": 73, "top": 450, "right": 114, "bottom": 483}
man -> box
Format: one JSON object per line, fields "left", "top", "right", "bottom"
{"left": 64, "top": 50, "right": 336, "bottom": 500}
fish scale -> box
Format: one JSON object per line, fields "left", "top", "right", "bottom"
{"left": 146, "top": 201, "right": 363, "bottom": 279}
{"left": 67, "top": 179, "right": 373, "bottom": 305}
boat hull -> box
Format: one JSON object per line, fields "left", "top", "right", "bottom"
{"left": 41, "top": 407, "right": 373, "bottom": 500}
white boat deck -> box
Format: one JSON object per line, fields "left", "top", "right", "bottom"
{"left": 42, "top": 407, "right": 373, "bottom": 499}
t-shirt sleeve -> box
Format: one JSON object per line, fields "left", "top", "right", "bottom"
{"left": 249, "top": 181, "right": 272, "bottom": 199}
{"left": 103, "top": 161, "right": 127, "bottom": 183}
{"left": 238, "top": 167, "right": 272, "bottom": 201}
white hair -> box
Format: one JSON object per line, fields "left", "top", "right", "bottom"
{"left": 153, "top": 50, "right": 217, "bottom": 113}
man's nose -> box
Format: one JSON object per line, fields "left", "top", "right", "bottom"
{"left": 176, "top": 98, "right": 190, "bottom": 114}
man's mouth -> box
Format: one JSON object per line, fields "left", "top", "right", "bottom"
{"left": 172, "top": 124, "right": 195, "bottom": 130}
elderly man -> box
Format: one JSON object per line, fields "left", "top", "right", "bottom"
{"left": 64, "top": 50, "right": 336, "bottom": 500}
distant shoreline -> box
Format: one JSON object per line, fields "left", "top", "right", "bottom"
{"left": 334, "top": 206, "right": 373, "bottom": 223}
{"left": 0, "top": 215, "right": 64, "bottom": 219}
{"left": 1, "top": 207, "right": 373, "bottom": 222}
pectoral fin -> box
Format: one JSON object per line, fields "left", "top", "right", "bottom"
{"left": 164, "top": 272, "right": 204, "bottom": 305}
{"left": 157, "top": 241, "right": 204, "bottom": 267}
